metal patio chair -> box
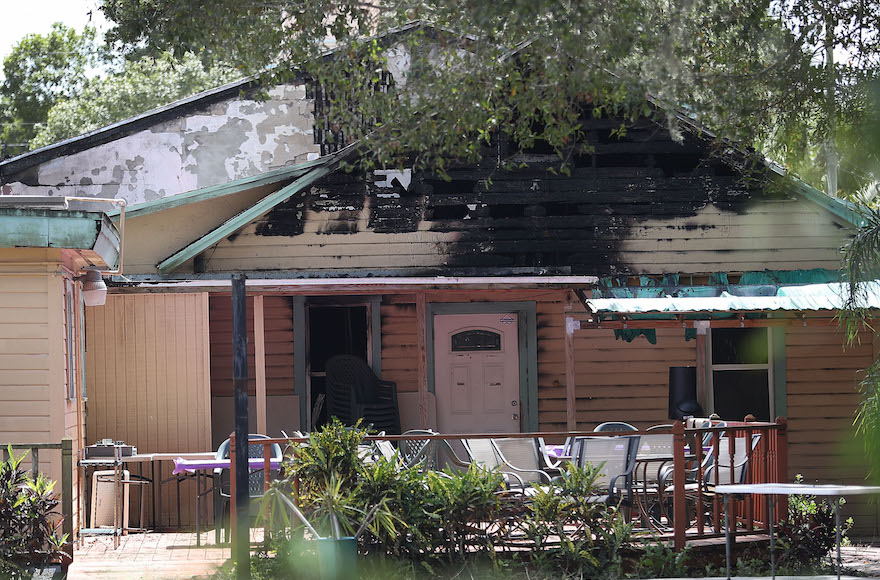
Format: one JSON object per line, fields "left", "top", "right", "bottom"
{"left": 594, "top": 421, "right": 638, "bottom": 432}
{"left": 212, "top": 433, "right": 282, "bottom": 544}
{"left": 573, "top": 435, "right": 641, "bottom": 506}
{"left": 399, "top": 429, "right": 439, "bottom": 471}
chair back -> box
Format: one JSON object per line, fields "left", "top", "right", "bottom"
{"left": 574, "top": 435, "right": 640, "bottom": 502}
{"left": 216, "top": 433, "right": 282, "bottom": 497}
{"left": 492, "top": 438, "right": 545, "bottom": 484}
{"left": 594, "top": 421, "right": 637, "bottom": 432}
{"left": 463, "top": 438, "right": 502, "bottom": 470}
{"left": 400, "top": 430, "right": 438, "bottom": 471}
{"left": 705, "top": 433, "right": 761, "bottom": 485}
{"left": 325, "top": 355, "right": 400, "bottom": 433}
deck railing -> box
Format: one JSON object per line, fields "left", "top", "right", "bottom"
{"left": 233, "top": 419, "right": 788, "bottom": 553}
{"left": 1, "top": 437, "right": 74, "bottom": 558}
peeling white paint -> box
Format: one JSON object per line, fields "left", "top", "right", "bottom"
{"left": 17, "top": 83, "right": 319, "bottom": 204}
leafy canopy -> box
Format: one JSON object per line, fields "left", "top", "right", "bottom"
{"left": 30, "top": 52, "right": 238, "bottom": 149}
{"left": 99, "top": 0, "right": 877, "bottom": 183}
{"left": 0, "top": 23, "right": 99, "bottom": 148}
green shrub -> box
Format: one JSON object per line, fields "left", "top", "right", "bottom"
{"left": 0, "top": 447, "right": 67, "bottom": 576}
{"left": 522, "top": 463, "right": 633, "bottom": 578}
{"left": 633, "top": 541, "right": 690, "bottom": 578}
{"left": 775, "top": 474, "right": 853, "bottom": 570}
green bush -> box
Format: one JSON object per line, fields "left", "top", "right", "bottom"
{"left": 775, "top": 475, "right": 853, "bottom": 570}
{"left": 257, "top": 422, "right": 631, "bottom": 576}
{"left": 522, "top": 463, "right": 633, "bottom": 578}
{"left": 0, "top": 447, "right": 67, "bottom": 577}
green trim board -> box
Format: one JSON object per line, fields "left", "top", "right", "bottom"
{"left": 0, "top": 209, "right": 120, "bottom": 269}
{"left": 370, "top": 296, "right": 382, "bottom": 377}
{"left": 789, "top": 178, "right": 865, "bottom": 229}
{"left": 109, "top": 157, "right": 327, "bottom": 220}
{"left": 292, "top": 296, "right": 308, "bottom": 430}
{"left": 157, "top": 146, "right": 355, "bottom": 274}
{"left": 772, "top": 327, "right": 787, "bottom": 418}
{"left": 426, "top": 301, "right": 539, "bottom": 432}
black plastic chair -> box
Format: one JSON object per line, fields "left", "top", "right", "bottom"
{"left": 212, "top": 433, "right": 282, "bottom": 544}
{"left": 325, "top": 355, "right": 401, "bottom": 434}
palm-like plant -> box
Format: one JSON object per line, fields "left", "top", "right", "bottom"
{"left": 842, "top": 206, "right": 880, "bottom": 482}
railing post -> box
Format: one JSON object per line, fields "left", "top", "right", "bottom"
{"left": 673, "top": 421, "right": 686, "bottom": 551}
{"left": 230, "top": 431, "right": 237, "bottom": 553}
{"left": 775, "top": 417, "right": 789, "bottom": 521}
{"left": 31, "top": 446, "right": 40, "bottom": 478}
{"left": 61, "top": 437, "right": 73, "bottom": 558}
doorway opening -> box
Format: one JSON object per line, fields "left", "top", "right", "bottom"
{"left": 308, "top": 303, "right": 369, "bottom": 428}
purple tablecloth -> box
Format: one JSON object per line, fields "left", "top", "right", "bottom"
{"left": 172, "top": 457, "right": 283, "bottom": 475}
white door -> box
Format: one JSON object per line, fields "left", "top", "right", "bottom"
{"left": 434, "top": 313, "right": 520, "bottom": 434}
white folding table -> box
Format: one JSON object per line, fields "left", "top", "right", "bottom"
{"left": 715, "top": 483, "right": 880, "bottom": 580}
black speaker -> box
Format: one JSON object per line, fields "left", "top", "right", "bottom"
{"left": 668, "top": 366, "right": 702, "bottom": 420}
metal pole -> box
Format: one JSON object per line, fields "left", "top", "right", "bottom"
{"left": 232, "top": 273, "right": 250, "bottom": 580}
{"left": 769, "top": 494, "right": 775, "bottom": 580}
{"left": 835, "top": 497, "right": 842, "bottom": 580}
{"left": 724, "top": 493, "right": 731, "bottom": 580}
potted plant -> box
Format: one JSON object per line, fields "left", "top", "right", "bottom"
{"left": 257, "top": 420, "right": 398, "bottom": 580}
{"left": 0, "top": 447, "right": 68, "bottom": 579}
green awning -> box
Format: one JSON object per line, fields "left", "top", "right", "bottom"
{"left": 587, "top": 282, "right": 880, "bottom": 316}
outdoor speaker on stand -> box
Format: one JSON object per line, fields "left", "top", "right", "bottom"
{"left": 668, "top": 366, "right": 703, "bottom": 419}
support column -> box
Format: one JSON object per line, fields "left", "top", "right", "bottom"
{"left": 254, "top": 296, "right": 267, "bottom": 435}
{"left": 416, "top": 293, "right": 429, "bottom": 428}
{"left": 564, "top": 291, "right": 578, "bottom": 431}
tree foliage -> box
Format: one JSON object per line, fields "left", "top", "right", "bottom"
{"left": 99, "top": 0, "right": 878, "bottom": 183}
{"left": 0, "top": 23, "right": 98, "bottom": 149}
{"left": 30, "top": 52, "right": 238, "bottom": 149}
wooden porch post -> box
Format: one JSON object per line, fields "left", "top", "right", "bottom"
{"left": 231, "top": 274, "right": 250, "bottom": 579}
{"left": 254, "top": 296, "right": 267, "bottom": 435}
{"left": 564, "top": 292, "right": 578, "bottom": 431}
{"left": 416, "top": 293, "right": 429, "bottom": 428}
{"left": 775, "top": 417, "right": 789, "bottom": 521}
{"left": 673, "top": 421, "right": 687, "bottom": 551}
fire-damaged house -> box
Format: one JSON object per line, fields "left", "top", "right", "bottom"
{"left": 1, "top": 30, "right": 877, "bottom": 537}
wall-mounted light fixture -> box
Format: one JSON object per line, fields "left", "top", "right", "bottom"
{"left": 79, "top": 269, "right": 108, "bottom": 307}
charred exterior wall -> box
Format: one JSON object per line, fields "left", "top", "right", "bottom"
{"left": 199, "top": 117, "right": 850, "bottom": 277}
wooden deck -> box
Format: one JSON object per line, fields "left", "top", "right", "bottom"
{"left": 68, "top": 532, "right": 236, "bottom": 579}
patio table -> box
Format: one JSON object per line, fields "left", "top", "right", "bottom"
{"left": 715, "top": 483, "right": 880, "bottom": 580}
{"left": 171, "top": 457, "right": 284, "bottom": 475}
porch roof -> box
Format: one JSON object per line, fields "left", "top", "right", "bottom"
{"left": 586, "top": 281, "right": 880, "bottom": 317}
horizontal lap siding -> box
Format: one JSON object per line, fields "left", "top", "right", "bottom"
{"left": 209, "top": 296, "right": 295, "bottom": 397}
{"left": 381, "top": 302, "right": 418, "bottom": 391}
{"left": 785, "top": 322, "right": 879, "bottom": 536}
{"left": 0, "top": 274, "right": 52, "bottom": 442}
{"left": 573, "top": 328, "right": 696, "bottom": 430}
{"left": 85, "top": 293, "right": 211, "bottom": 527}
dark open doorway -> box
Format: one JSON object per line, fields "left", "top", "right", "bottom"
{"left": 308, "top": 303, "right": 369, "bottom": 427}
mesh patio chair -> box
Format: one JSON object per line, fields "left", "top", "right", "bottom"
{"left": 212, "top": 433, "right": 282, "bottom": 544}
{"left": 491, "top": 438, "right": 555, "bottom": 486}
{"left": 594, "top": 421, "right": 638, "bottom": 432}
{"left": 325, "top": 355, "right": 401, "bottom": 434}
{"left": 573, "top": 435, "right": 641, "bottom": 505}
{"left": 399, "top": 429, "right": 439, "bottom": 471}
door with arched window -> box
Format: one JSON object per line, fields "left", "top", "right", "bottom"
{"left": 433, "top": 313, "right": 521, "bottom": 434}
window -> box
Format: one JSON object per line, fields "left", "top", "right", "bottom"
{"left": 451, "top": 330, "right": 501, "bottom": 352}
{"left": 708, "top": 327, "right": 773, "bottom": 421}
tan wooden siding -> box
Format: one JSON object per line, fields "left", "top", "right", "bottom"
{"left": 85, "top": 293, "right": 211, "bottom": 526}
{"left": 617, "top": 201, "right": 848, "bottom": 273}
{"left": 199, "top": 196, "right": 847, "bottom": 276}
{"left": 785, "top": 321, "right": 878, "bottom": 535}
{"left": 0, "top": 273, "right": 53, "bottom": 442}
{"left": 570, "top": 328, "right": 696, "bottom": 430}
{"left": 381, "top": 302, "right": 418, "bottom": 391}
{"left": 209, "top": 295, "right": 294, "bottom": 397}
